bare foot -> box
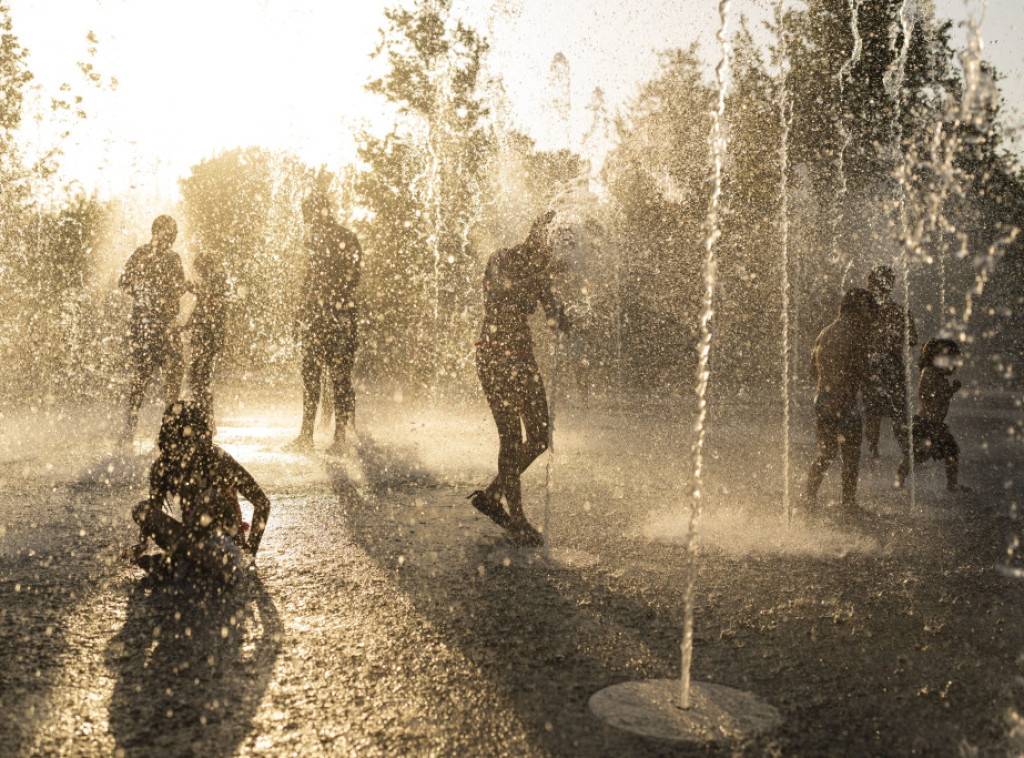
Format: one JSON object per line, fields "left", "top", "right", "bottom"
{"left": 468, "top": 490, "right": 511, "bottom": 528}
{"left": 325, "top": 437, "right": 346, "bottom": 457}
{"left": 120, "top": 542, "right": 146, "bottom": 563}
{"left": 284, "top": 434, "right": 314, "bottom": 453}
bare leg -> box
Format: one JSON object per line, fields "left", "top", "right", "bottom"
{"left": 327, "top": 321, "right": 357, "bottom": 452}
{"left": 945, "top": 456, "right": 971, "bottom": 491}
{"left": 124, "top": 355, "right": 155, "bottom": 444}
{"left": 863, "top": 400, "right": 881, "bottom": 459}
{"left": 895, "top": 453, "right": 909, "bottom": 489}
{"left": 479, "top": 356, "right": 549, "bottom": 521}
{"left": 839, "top": 436, "right": 862, "bottom": 509}
{"left": 132, "top": 499, "right": 186, "bottom": 555}
{"left": 518, "top": 366, "right": 551, "bottom": 476}
{"left": 189, "top": 345, "right": 216, "bottom": 425}
{"left": 805, "top": 422, "right": 838, "bottom": 507}
{"left": 163, "top": 333, "right": 184, "bottom": 407}
{"left": 288, "top": 341, "right": 321, "bottom": 449}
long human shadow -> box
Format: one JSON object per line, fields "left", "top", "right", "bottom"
{"left": 105, "top": 573, "right": 282, "bottom": 758}
{"left": 325, "top": 436, "right": 723, "bottom": 756}
{"left": 0, "top": 470, "right": 136, "bottom": 754}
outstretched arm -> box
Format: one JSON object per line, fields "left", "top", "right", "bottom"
{"left": 230, "top": 462, "right": 271, "bottom": 556}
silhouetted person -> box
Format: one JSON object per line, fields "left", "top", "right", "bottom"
{"left": 126, "top": 401, "right": 271, "bottom": 580}
{"left": 188, "top": 247, "right": 229, "bottom": 429}
{"left": 468, "top": 211, "right": 570, "bottom": 546}
{"left": 804, "top": 288, "right": 879, "bottom": 515}
{"left": 286, "top": 192, "right": 362, "bottom": 454}
{"left": 896, "top": 338, "right": 970, "bottom": 492}
{"left": 863, "top": 265, "right": 917, "bottom": 474}
{"left": 119, "top": 215, "right": 188, "bottom": 446}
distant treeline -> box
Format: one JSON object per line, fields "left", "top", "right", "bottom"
{"left": 1, "top": 0, "right": 1022, "bottom": 409}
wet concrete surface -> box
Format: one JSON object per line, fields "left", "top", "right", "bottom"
{"left": 2, "top": 391, "right": 1024, "bottom": 755}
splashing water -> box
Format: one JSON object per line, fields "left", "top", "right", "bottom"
{"left": 778, "top": 19, "right": 793, "bottom": 524}
{"left": 946, "top": 0, "right": 1004, "bottom": 342}
{"left": 884, "top": 0, "right": 919, "bottom": 509}
{"left": 957, "top": 0, "right": 997, "bottom": 134}
{"left": 831, "top": 0, "right": 861, "bottom": 277}
{"left": 680, "top": 0, "right": 730, "bottom": 713}
{"left": 543, "top": 52, "right": 573, "bottom": 552}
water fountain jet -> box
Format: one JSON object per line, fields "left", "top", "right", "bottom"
{"left": 589, "top": 1, "right": 781, "bottom": 743}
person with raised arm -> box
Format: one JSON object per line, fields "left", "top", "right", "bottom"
{"left": 468, "top": 211, "right": 570, "bottom": 545}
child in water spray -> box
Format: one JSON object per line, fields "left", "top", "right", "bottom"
{"left": 896, "top": 338, "right": 970, "bottom": 492}
{"left": 124, "top": 401, "right": 271, "bottom": 580}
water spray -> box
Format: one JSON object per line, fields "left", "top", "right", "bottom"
{"left": 778, "top": 17, "right": 793, "bottom": 523}
{"left": 884, "top": 0, "right": 919, "bottom": 509}
{"left": 589, "top": 0, "right": 780, "bottom": 744}
{"left": 831, "top": 0, "right": 861, "bottom": 276}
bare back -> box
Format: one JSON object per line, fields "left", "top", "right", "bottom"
{"left": 811, "top": 316, "right": 871, "bottom": 403}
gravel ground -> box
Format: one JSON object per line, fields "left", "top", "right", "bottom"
{"left": 1, "top": 388, "right": 1023, "bottom": 756}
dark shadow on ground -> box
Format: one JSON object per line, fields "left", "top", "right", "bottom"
{"left": 322, "top": 429, "right": 1024, "bottom": 756}
{"left": 106, "top": 573, "right": 282, "bottom": 757}
{"left": 324, "top": 441, "right": 752, "bottom": 757}
{"left": 0, "top": 475, "right": 130, "bottom": 754}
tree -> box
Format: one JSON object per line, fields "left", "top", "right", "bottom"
{"left": 602, "top": 47, "right": 714, "bottom": 395}
{"left": 715, "top": 21, "right": 787, "bottom": 389}
{"left": 770, "top": 0, "right": 1024, "bottom": 380}
{"left": 180, "top": 148, "right": 313, "bottom": 372}
{"left": 355, "top": 0, "right": 492, "bottom": 395}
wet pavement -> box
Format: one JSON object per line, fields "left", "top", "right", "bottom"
{"left": 2, "top": 391, "right": 1024, "bottom": 756}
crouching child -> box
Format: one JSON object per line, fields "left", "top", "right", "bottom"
{"left": 896, "top": 338, "right": 970, "bottom": 492}
{"left": 126, "top": 401, "right": 271, "bottom": 580}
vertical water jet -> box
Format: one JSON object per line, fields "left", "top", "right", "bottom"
{"left": 884, "top": 0, "right": 918, "bottom": 508}
{"left": 778, "top": 17, "right": 793, "bottom": 522}
{"left": 589, "top": 0, "right": 780, "bottom": 743}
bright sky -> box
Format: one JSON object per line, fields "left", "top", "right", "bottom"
{"left": 8, "top": 0, "right": 1023, "bottom": 201}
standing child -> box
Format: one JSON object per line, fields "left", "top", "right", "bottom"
{"left": 287, "top": 191, "right": 362, "bottom": 454}
{"left": 118, "top": 215, "right": 189, "bottom": 445}
{"left": 469, "top": 211, "right": 570, "bottom": 545}
{"left": 897, "top": 338, "right": 970, "bottom": 492}
{"left": 803, "top": 288, "right": 879, "bottom": 515}
{"left": 188, "top": 247, "right": 229, "bottom": 429}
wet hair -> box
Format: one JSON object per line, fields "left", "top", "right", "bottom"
{"left": 867, "top": 265, "right": 896, "bottom": 293}
{"left": 839, "top": 287, "right": 878, "bottom": 318}
{"left": 301, "top": 191, "right": 334, "bottom": 221}
{"left": 158, "top": 401, "right": 212, "bottom": 458}
{"left": 151, "top": 215, "right": 177, "bottom": 238}
{"left": 918, "top": 337, "right": 961, "bottom": 370}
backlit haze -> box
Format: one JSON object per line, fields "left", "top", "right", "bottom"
{"left": 10, "top": 0, "right": 1024, "bottom": 201}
